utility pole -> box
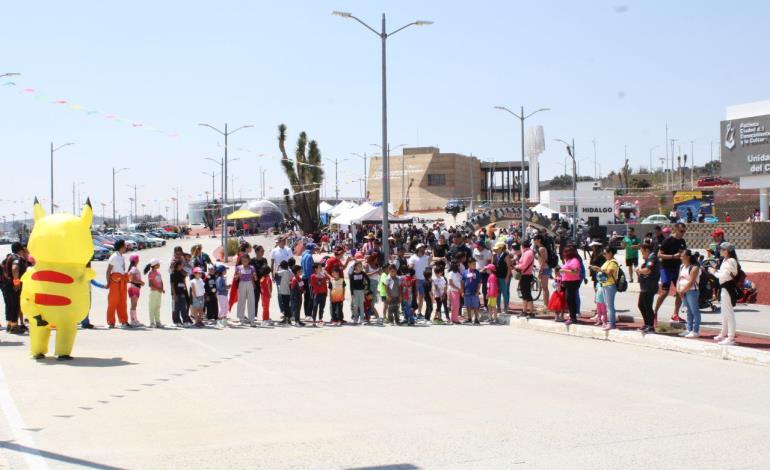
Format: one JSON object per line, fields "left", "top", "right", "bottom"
{"left": 592, "top": 139, "right": 598, "bottom": 180}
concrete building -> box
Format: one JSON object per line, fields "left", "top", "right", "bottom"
{"left": 722, "top": 99, "right": 770, "bottom": 220}
{"left": 367, "top": 147, "right": 529, "bottom": 211}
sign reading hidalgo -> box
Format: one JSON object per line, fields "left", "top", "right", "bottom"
{"left": 721, "top": 114, "right": 770, "bottom": 177}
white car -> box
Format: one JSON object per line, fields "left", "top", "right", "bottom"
{"left": 641, "top": 214, "right": 670, "bottom": 225}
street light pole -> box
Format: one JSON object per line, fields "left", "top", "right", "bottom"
{"left": 350, "top": 152, "right": 368, "bottom": 199}
{"left": 494, "top": 105, "right": 550, "bottom": 236}
{"left": 50, "top": 142, "right": 74, "bottom": 213}
{"left": 112, "top": 167, "right": 128, "bottom": 228}
{"left": 328, "top": 157, "right": 348, "bottom": 201}
{"left": 555, "top": 139, "right": 578, "bottom": 241}
{"left": 335, "top": 10, "right": 432, "bottom": 263}
{"left": 199, "top": 123, "right": 253, "bottom": 253}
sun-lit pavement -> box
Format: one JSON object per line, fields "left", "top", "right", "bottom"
{"left": 0, "top": 238, "right": 770, "bottom": 469}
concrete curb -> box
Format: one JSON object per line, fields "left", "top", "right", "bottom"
{"left": 500, "top": 315, "right": 770, "bottom": 368}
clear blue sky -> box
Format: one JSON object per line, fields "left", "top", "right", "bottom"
{"left": 1, "top": 0, "right": 768, "bottom": 221}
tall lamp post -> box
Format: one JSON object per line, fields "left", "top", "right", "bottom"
{"left": 350, "top": 152, "right": 368, "bottom": 199}
{"left": 112, "top": 167, "right": 128, "bottom": 227}
{"left": 371, "top": 143, "right": 409, "bottom": 210}
{"left": 334, "top": 10, "right": 432, "bottom": 263}
{"left": 199, "top": 124, "right": 253, "bottom": 252}
{"left": 202, "top": 171, "right": 217, "bottom": 201}
{"left": 72, "top": 181, "right": 85, "bottom": 214}
{"left": 328, "top": 157, "right": 349, "bottom": 201}
{"left": 494, "top": 105, "right": 550, "bottom": 235}
{"left": 555, "top": 138, "right": 577, "bottom": 241}
{"left": 50, "top": 142, "right": 75, "bottom": 213}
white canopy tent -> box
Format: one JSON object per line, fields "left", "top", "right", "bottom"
{"left": 331, "top": 203, "right": 375, "bottom": 227}
{"left": 319, "top": 201, "right": 334, "bottom": 214}
{"left": 530, "top": 203, "right": 562, "bottom": 219}
{"left": 329, "top": 201, "right": 358, "bottom": 218}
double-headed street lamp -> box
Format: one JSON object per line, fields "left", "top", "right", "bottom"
{"left": 199, "top": 123, "right": 252, "bottom": 250}
{"left": 555, "top": 138, "right": 577, "bottom": 241}
{"left": 328, "top": 157, "right": 349, "bottom": 201}
{"left": 494, "top": 106, "right": 550, "bottom": 235}
{"left": 50, "top": 142, "right": 75, "bottom": 213}
{"left": 350, "top": 152, "right": 368, "bottom": 199}
{"left": 112, "top": 167, "right": 129, "bottom": 227}
{"left": 334, "top": 10, "right": 432, "bottom": 262}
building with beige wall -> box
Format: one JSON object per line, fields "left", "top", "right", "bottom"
{"left": 368, "top": 147, "right": 529, "bottom": 211}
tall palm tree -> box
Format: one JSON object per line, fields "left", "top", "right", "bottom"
{"left": 278, "top": 124, "right": 324, "bottom": 233}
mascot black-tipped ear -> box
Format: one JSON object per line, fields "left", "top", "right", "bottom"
{"left": 34, "top": 196, "right": 39, "bottom": 204}
{"left": 85, "top": 197, "right": 92, "bottom": 208}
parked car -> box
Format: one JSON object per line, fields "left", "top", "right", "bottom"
{"left": 140, "top": 233, "right": 165, "bottom": 247}
{"left": 92, "top": 244, "right": 111, "bottom": 261}
{"left": 641, "top": 214, "right": 670, "bottom": 225}
{"left": 113, "top": 236, "right": 137, "bottom": 251}
{"left": 132, "top": 233, "right": 158, "bottom": 248}
{"left": 445, "top": 199, "right": 466, "bottom": 214}
{"left": 697, "top": 176, "right": 732, "bottom": 187}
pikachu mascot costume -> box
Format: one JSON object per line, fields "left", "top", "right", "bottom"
{"left": 21, "top": 198, "right": 95, "bottom": 360}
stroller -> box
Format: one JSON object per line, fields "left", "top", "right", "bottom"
{"left": 738, "top": 279, "right": 758, "bottom": 304}
{"left": 698, "top": 257, "right": 720, "bottom": 312}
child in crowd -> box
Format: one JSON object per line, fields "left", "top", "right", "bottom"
{"left": 378, "top": 269, "right": 390, "bottom": 305}
{"left": 128, "top": 254, "right": 144, "bottom": 327}
{"left": 595, "top": 270, "right": 609, "bottom": 326}
{"left": 259, "top": 266, "right": 273, "bottom": 325}
{"left": 462, "top": 258, "right": 481, "bottom": 325}
{"left": 289, "top": 265, "right": 306, "bottom": 327}
{"left": 385, "top": 264, "right": 401, "bottom": 324}
{"left": 145, "top": 259, "right": 164, "bottom": 328}
{"left": 310, "top": 263, "right": 328, "bottom": 325}
{"left": 82, "top": 261, "right": 106, "bottom": 329}
{"left": 351, "top": 261, "right": 368, "bottom": 324}
{"left": 484, "top": 264, "right": 499, "bottom": 324}
{"left": 363, "top": 290, "right": 378, "bottom": 324}
{"left": 170, "top": 260, "right": 190, "bottom": 327}
{"left": 205, "top": 266, "right": 219, "bottom": 322}
{"left": 276, "top": 261, "right": 292, "bottom": 325}
{"left": 190, "top": 267, "right": 206, "bottom": 327}
{"left": 215, "top": 265, "right": 229, "bottom": 327}
{"left": 423, "top": 268, "right": 434, "bottom": 322}
{"left": 400, "top": 267, "right": 416, "bottom": 325}
{"left": 329, "top": 268, "right": 346, "bottom": 326}
{"left": 447, "top": 261, "right": 463, "bottom": 324}
{"left": 431, "top": 266, "right": 447, "bottom": 324}
{"left": 547, "top": 267, "right": 567, "bottom": 322}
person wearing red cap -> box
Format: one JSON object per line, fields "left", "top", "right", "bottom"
{"left": 711, "top": 228, "right": 726, "bottom": 246}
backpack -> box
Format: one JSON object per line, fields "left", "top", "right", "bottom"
{"left": 0, "top": 254, "right": 13, "bottom": 284}
{"left": 733, "top": 266, "right": 746, "bottom": 300}
{"left": 616, "top": 264, "right": 628, "bottom": 292}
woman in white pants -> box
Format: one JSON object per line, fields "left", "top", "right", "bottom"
{"left": 234, "top": 254, "right": 257, "bottom": 325}
{"left": 712, "top": 242, "right": 740, "bottom": 346}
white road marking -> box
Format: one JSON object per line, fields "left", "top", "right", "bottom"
{"left": 0, "top": 366, "right": 48, "bottom": 470}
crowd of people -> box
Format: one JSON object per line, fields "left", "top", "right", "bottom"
{"left": 0, "top": 220, "right": 751, "bottom": 347}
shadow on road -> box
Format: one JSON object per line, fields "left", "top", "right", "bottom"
{"left": 346, "top": 465, "right": 421, "bottom": 470}
{"left": 0, "top": 341, "right": 24, "bottom": 347}
{"left": 0, "top": 440, "right": 125, "bottom": 469}
{"left": 39, "top": 357, "right": 136, "bottom": 368}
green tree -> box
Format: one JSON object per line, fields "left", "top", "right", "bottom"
{"left": 278, "top": 124, "right": 324, "bottom": 233}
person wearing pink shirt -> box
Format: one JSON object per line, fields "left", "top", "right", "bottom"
{"left": 514, "top": 239, "right": 537, "bottom": 317}
{"left": 560, "top": 246, "right": 583, "bottom": 325}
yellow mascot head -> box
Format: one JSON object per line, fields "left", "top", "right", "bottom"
{"left": 28, "top": 197, "right": 94, "bottom": 266}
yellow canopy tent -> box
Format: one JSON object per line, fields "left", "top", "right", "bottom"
{"left": 226, "top": 209, "right": 261, "bottom": 220}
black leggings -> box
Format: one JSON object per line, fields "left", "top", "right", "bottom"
{"left": 638, "top": 291, "right": 655, "bottom": 327}
{"left": 519, "top": 275, "right": 534, "bottom": 301}
{"left": 2, "top": 283, "right": 20, "bottom": 323}
{"left": 331, "top": 302, "right": 344, "bottom": 322}
{"left": 563, "top": 280, "right": 581, "bottom": 322}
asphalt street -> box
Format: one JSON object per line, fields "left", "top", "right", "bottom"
{"left": 0, "top": 237, "right": 769, "bottom": 469}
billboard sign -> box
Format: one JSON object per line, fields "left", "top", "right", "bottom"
{"left": 720, "top": 114, "right": 770, "bottom": 177}
{"left": 673, "top": 190, "right": 714, "bottom": 218}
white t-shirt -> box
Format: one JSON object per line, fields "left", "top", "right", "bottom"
{"left": 108, "top": 252, "right": 126, "bottom": 274}
{"left": 408, "top": 254, "right": 430, "bottom": 280}
{"left": 473, "top": 248, "right": 492, "bottom": 268}
{"left": 432, "top": 276, "right": 447, "bottom": 297}
{"left": 447, "top": 271, "right": 463, "bottom": 293}
{"left": 191, "top": 278, "right": 205, "bottom": 297}
{"left": 270, "top": 246, "right": 293, "bottom": 267}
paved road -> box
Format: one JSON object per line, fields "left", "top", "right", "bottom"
{"left": 0, "top": 236, "right": 769, "bottom": 468}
